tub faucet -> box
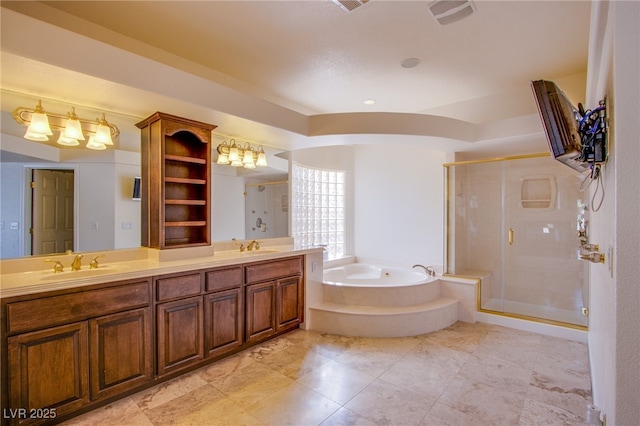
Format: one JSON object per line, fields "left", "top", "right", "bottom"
{"left": 412, "top": 264, "right": 437, "bottom": 277}
{"left": 71, "top": 254, "right": 83, "bottom": 271}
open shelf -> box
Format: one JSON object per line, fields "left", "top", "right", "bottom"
{"left": 137, "top": 112, "right": 216, "bottom": 250}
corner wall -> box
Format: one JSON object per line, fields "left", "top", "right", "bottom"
{"left": 353, "top": 144, "right": 446, "bottom": 268}
{"left": 586, "top": 1, "right": 640, "bottom": 424}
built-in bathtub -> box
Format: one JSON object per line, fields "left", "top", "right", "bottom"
{"left": 323, "top": 263, "right": 430, "bottom": 287}
{"left": 309, "top": 262, "right": 460, "bottom": 337}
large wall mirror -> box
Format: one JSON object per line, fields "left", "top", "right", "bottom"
{"left": 0, "top": 107, "right": 290, "bottom": 260}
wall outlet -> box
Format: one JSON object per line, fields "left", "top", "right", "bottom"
{"left": 121, "top": 222, "right": 133, "bottom": 230}
{"left": 10, "top": 222, "right": 19, "bottom": 230}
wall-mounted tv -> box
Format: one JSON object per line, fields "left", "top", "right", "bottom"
{"left": 531, "top": 79, "right": 590, "bottom": 173}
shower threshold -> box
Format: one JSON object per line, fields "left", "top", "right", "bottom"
{"left": 481, "top": 298, "right": 587, "bottom": 329}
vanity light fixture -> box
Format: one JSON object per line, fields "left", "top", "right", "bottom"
{"left": 12, "top": 100, "right": 119, "bottom": 150}
{"left": 216, "top": 139, "right": 268, "bottom": 169}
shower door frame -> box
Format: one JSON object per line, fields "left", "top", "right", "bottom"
{"left": 443, "top": 152, "right": 589, "bottom": 331}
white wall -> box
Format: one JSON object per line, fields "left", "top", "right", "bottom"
{"left": 353, "top": 144, "right": 445, "bottom": 268}
{"left": 114, "top": 156, "right": 142, "bottom": 250}
{"left": 0, "top": 162, "right": 23, "bottom": 258}
{"left": 587, "top": 1, "right": 640, "bottom": 424}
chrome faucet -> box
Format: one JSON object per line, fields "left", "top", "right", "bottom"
{"left": 71, "top": 254, "right": 83, "bottom": 271}
{"left": 412, "top": 264, "right": 437, "bottom": 277}
{"left": 247, "top": 240, "right": 261, "bottom": 251}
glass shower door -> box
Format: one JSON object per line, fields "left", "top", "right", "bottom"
{"left": 503, "top": 158, "right": 588, "bottom": 326}
{"left": 445, "top": 154, "right": 588, "bottom": 328}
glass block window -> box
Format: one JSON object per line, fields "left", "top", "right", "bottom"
{"left": 291, "top": 162, "right": 346, "bottom": 260}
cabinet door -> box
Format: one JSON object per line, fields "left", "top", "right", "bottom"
{"left": 245, "top": 281, "right": 276, "bottom": 344}
{"left": 276, "top": 276, "right": 303, "bottom": 332}
{"left": 8, "top": 322, "right": 89, "bottom": 422}
{"left": 156, "top": 296, "right": 204, "bottom": 376}
{"left": 89, "top": 308, "right": 152, "bottom": 400}
{"left": 204, "top": 288, "right": 243, "bottom": 358}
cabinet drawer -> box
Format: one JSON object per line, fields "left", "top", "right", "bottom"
{"left": 156, "top": 272, "right": 202, "bottom": 301}
{"left": 245, "top": 257, "right": 302, "bottom": 284}
{"left": 205, "top": 266, "right": 242, "bottom": 292}
{"left": 6, "top": 280, "right": 151, "bottom": 335}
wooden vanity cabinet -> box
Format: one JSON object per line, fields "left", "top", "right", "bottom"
{"left": 2, "top": 278, "right": 152, "bottom": 425}
{"left": 245, "top": 257, "right": 304, "bottom": 344}
{"left": 89, "top": 307, "right": 153, "bottom": 401}
{"left": 1, "top": 256, "right": 304, "bottom": 424}
{"left": 204, "top": 266, "right": 244, "bottom": 358}
{"left": 7, "top": 322, "right": 89, "bottom": 423}
{"left": 136, "top": 112, "right": 217, "bottom": 250}
{"left": 154, "top": 266, "right": 244, "bottom": 375}
{"left": 155, "top": 271, "right": 204, "bottom": 376}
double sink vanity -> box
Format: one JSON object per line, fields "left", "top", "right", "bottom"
{"left": 0, "top": 242, "right": 322, "bottom": 425}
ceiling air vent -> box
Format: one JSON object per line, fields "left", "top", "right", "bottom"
{"left": 331, "top": 0, "right": 370, "bottom": 13}
{"left": 429, "top": 0, "right": 475, "bottom": 25}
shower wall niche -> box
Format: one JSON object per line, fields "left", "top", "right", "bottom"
{"left": 445, "top": 154, "right": 588, "bottom": 328}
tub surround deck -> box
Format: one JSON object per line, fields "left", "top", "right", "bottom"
{"left": 309, "top": 262, "right": 477, "bottom": 338}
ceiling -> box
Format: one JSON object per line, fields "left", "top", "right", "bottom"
{"left": 1, "top": 0, "right": 592, "bottom": 155}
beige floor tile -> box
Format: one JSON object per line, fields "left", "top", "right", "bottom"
{"left": 456, "top": 354, "right": 532, "bottom": 396}
{"left": 527, "top": 370, "right": 591, "bottom": 420}
{"left": 246, "top": 382, "right": 341, "bottom": 426}
{"left": 62, "top": 397, "right": 152, "bottom": 426}
{"left": 418, "top": 326, "right": 487, "bottom": 354}
{"left": 131, "top": 373, "right": 209, "bottom": 412}
{"left": 296, "top": 359, "right": 376, "bottom": 404}
{"left": 422, "top": 402, "right": 488, "bottom": 426}
{"left": 345, "top": 378, "right": 436, "bottom": 425}
{"left": 319, "top": 407, "right": 378, "bottom": 426}
{"left": 141, "top": 384, "right": 229, "bottom": 425}
{"left": 201, "top": 359, "right": 294, "bottom": 409}
{"left": 472, "top": 330, "right": 542, "bottom": 369}
{"left": 518, "top": 398, "right": 585, "bottom": 426}
{"left": 60, "top": 322, "right": 592, "bottom": 426}
{"left": 378, "top": 350, "right": 465, "bottom": 400}
{"left": 255, "top": 343, "right": 334, "bottom": 379}
{"left": 437, "top": 377, "right": 525, "bottom": 425}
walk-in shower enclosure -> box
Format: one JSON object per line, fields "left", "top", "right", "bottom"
{"left": 445, "top": 154, "right": 588, "bottom": 328}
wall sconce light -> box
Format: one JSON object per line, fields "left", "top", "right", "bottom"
{"left": 12, "top": 100, "right": 120, "bottom": 150}
{"left": 216, "top": 139, "right": 268, "bottom": 169}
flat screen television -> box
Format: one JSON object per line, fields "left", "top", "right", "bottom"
{"left": 531, "top": 80, "right": 590, "bottom": 173}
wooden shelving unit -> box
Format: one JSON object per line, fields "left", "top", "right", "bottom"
{"left": 136, "top": 112, "right": 217, "bottom": 249}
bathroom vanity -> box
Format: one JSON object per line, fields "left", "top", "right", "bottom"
{"left": 0, "top": 246, "right": 317, "bottom": 425}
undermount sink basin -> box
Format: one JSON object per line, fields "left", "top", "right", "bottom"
{"left": 36, "top": 264, "right": 129, "bottom": 281}
{"left": 239, "top": 249, "right": 280, "bottom": 256}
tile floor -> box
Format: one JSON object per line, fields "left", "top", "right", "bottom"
{"left": 64, "top": 322, "right": 592, "bottom": 426}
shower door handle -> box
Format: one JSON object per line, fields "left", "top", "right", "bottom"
{"left": 508, "top": 228, "right": 514, "bottom": 245}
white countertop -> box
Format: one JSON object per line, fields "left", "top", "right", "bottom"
{"left": 0, "top": 244, "right": 323, "bottom": 298}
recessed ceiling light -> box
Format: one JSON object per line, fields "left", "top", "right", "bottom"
{"left": 400, "top": 57, "right": 421, "bottom": 69}
{"left": 363, "top": 99, "right": 376, "bottom": 105}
